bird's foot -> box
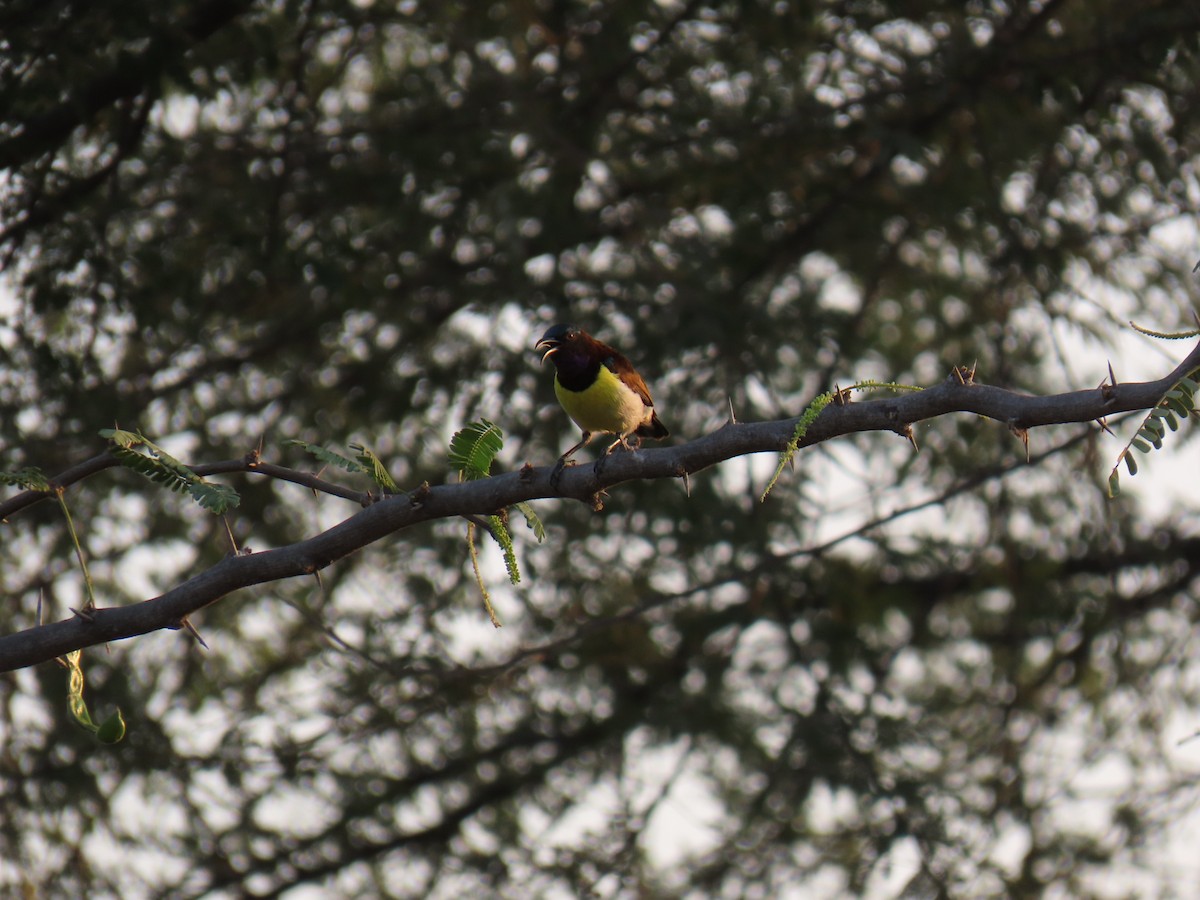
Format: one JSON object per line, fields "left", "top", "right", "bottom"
{"left": 550, "top": 456, "right": 576, "bottom": 490}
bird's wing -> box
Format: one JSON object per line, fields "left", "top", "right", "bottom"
{"left": 598, "top": 343, "right": 655, "bottom": 407}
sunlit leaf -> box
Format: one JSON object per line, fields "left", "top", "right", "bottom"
{"left": 286, "top": 440, "right": 367, "bottom": 475}
{"left": 449, "top": 420, "right": 504, "bottom": 480}
{"left": 350, "top": 443, "right": 398, "bottom": 492}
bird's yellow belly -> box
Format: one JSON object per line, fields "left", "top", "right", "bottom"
{"left": 555, "top": 366, "right": 646, "bottom": 436}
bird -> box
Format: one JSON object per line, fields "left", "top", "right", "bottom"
{"left": 536, "top": 323, "right": 669, "bottom": 478}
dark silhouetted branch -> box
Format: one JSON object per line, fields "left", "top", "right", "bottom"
{"left": 1, "top": 339, "right": 1197, "bottom": 672}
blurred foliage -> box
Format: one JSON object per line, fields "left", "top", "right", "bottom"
{"left": 4, "top": 0, "right": 1200, "bottom": 896}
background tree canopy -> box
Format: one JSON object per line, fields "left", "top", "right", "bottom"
{"left": 4, "top": 1, "right": 1200, "bottom": 896}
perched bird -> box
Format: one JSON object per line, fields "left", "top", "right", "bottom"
{"left": 536, "top": 324, "right": 669, "bottom": 473}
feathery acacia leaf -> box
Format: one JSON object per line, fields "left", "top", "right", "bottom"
{"left": 489, "top": 513, "right": 519, "bottom": 584}
{"left": 349, "top": 443, "right": 398, "bottom": 492}
{"left": 0, "top": 467, "right": 50, "bottom": 491}
{"left": 449, "top": 419, "right": 504, "bottom": 480}
{"left": 286, "top": 440, "right": 367, "bottom": 475}
{"left": 514, "top": 501, "right": 546, "bottom": 542}
{"left": 1107, "top": 361, "right": 1200, "bottom": 495}
{"left": 101, "top": 429, "right": 240, "bottom": 515}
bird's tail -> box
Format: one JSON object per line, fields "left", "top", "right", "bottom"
{"left": 637, "top": 411, "right": 669, "bottom": 440}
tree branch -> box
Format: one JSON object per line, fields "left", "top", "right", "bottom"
{"left": 0, "top": 454, "right": 373, "bottom": 522}
{"left": 2, "top": 340, "right": 1198, "bottom": 672}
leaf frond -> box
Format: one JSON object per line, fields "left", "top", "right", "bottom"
{"left": 450, "top": 419, "right": 504, "bottom": 480}
{"left": 349, "top": 443, "right": 399, "bottom": 492}
{"left": 286, "top": 439, "right": 367, "bottom": 475}
{"left": 103, "top": 429, "right": 240, "bottom": 514}
{"left": 1107, "top": 364, "right": 1200, "bottom": 496}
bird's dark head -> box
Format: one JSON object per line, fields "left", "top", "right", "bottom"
{"left": 536, "top": 323, "right": 588, "bottom": 366}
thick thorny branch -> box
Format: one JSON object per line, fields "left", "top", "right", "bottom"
{"left": 1, "top": 340, "right": 1198, "bottom": 672}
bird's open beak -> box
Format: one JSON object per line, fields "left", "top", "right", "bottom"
{"left": 536, "top": 339, "right": 558, "bottom": 364}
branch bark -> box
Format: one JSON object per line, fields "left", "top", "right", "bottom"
{"left": 2, "top": 340, "right": 1198, "bottom": 672}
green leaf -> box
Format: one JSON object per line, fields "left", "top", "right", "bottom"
{"left": 188, "top": 482, "right": 241, "bottom": 515}
{"left": 62, "top": 649, "right": 126, "bottom": 744}
{"left": 1131, "top": 438, "right": 1151, "bottom": 453}
{"left": 1160, "top": 410, "right": 1180, "bottom": 431}
{"left": 0, "top": 467, "right": 50, "bottom": 491}
{"left": 1165, "top": 391, "right": 1194, "bottom": 418}
{"left": 110, "top": 444, "right": 189, "bottom": 491}
{"left": 349, "top": 443, "right": 398, "bottom": 492}
{"left": 1128, "top": 321, "right": 1200, "bottom": 340}
{"left": 450, "top": 422, "right": 519, "bottom": 616}
{"left": 99, "top": 427, "right": 143, "bottom": 449}
{"left": 488, "top": 513, "right": 520, "bottom": 584}
{"left": 1125, "top": 453, "right": 1138, "bottom": 475}
{"left": 761, "top": 393, "right": 834, "bottom": 502}
{"left": 105, "top": 430, "right": 240, "bottom": 514}
{"left": 286, "top": 440, "right": 367, "bottom": 475}
{"left": 1107, "top": 471, "right": 1121, "bottom": 497}
{"left": 515, "top": 501, "right": 546, "bottom": 542}
{"left": 95, "top": 710, "right": 127, "bottom": 744}
{"left": 1136, "top": 427, "right": 1162, "bottom": 449}
{"left": 449, "top": 419, "right": 504, "bottom": 480}
{"left": 1165, "top": 398, "right": 1190, "bottom": 420}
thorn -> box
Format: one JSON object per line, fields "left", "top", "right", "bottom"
{"left": 1009, "top": 424, "right": 1030, "bottom": 462}
{"left": 1096, "top": 417, "right": 1115, "bottom": 437}
{"left": 222, "top": 515, "right": 239, "bottom": 555}
{"left": 410, "top": 481, "right": 432, "bottom": 506}
{"left": 953, "top": 365, "right": 967, "bottom": 385}
{"left": 1193, "top": 257, "right": 1200, "bottom": 274}
{"left": 180, "top": 616, "right": 210, "bottom": 649}
{"left": 683, "top": 469, "right": 691, "bottom": 497}
{"left": 246, "top": 436, "right": 264, "bottom": 467}
{"left": 902, "top": 424, "right": 919, "bottom": 452}
{"left": 37, "top": 589, "right": 45, "bottom": 626}
{"left": 727, "top": 396, "right": 737, "bottom": 424}
{"left": 70, "top": 606, "right": 96, "bottom": 623}
{"left": 967, "top": 360, "right": 977, "bottom": 383}
{"left": 519, "top": 461, "right": 536, "bottom": 482}
{"left": 1108, "top": 360, "right": 1116, "bottom": 388}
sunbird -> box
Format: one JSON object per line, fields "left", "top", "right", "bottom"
{"left": 536, "top": 324, "right": 669, "bottom": 475}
